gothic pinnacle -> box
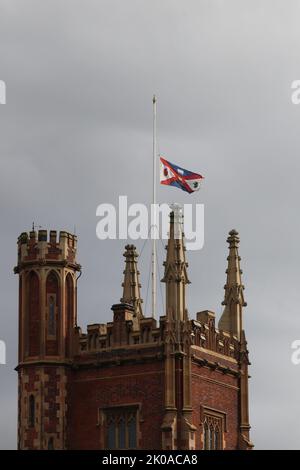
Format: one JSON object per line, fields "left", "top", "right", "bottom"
{"left": 162, "top": 206, "right": 190, "bottom": 322}
{"left": 120, "top": 244, "right": 143, "bottom": 319}
{"left": 218, "top": 229, "right": 246, "bottom": 340}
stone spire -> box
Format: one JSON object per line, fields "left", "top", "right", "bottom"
{"left": 162, "top": 205, "right": 190, "bottom": 322}
{"left": 218, "top": 229, "right": 247, "bottom": 340}
{"left": 120, "top": 244, "right": 143, "bottom": 319}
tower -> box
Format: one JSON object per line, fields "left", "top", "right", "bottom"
{"left": 14, "top": 229, "right": 81, "bottom": 450}
{"left": 161, "top": 206, "right": 196, "bottom": 450}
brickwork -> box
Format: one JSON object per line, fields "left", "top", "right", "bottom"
{"left": 191, "top": 362, "right": 239, "bottom": 449}
{"left": 68, "top": 361, "right": 164, "bottom": 449}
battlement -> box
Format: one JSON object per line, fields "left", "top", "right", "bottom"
{"left": 192, "top": 311, "right": 239, "bottom": 360}
{"left": 79, "top": 309, "right": 163, "bottom": 354}
{"left": 15, "top": 229, "right": 80, "bottom": 271}
{"left": 75, "top": 306, "right": 238, "bottom": 362}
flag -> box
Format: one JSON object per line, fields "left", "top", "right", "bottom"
{"left": 160, "top": 157, "right": 204, "bottom": 194}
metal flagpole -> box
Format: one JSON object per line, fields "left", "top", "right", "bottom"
{"left": 151, "top": 94, "right": 157, "bottom": 319}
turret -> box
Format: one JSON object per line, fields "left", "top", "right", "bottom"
{"left": 14, "top": 229, "right": 81, "bottom": 449}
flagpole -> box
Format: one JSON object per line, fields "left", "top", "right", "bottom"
{"left": 152, "top": 94, "right": 157, "bottom": 319}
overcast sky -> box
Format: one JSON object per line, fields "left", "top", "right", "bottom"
{"left": 1, "top": 0, "right": 300, "bottom": 449}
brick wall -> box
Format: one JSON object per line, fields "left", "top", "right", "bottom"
{"left": 191, "top": 361, "right": 239, "bottom": 450}
{"left": 67, "top": 361, "right": 164, "bottom": 450}
{"left": 18, "top": 365, "right": 69, "bottom": 449}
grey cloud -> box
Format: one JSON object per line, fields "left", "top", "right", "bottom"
{"left": 0, "top": 0, "right": 300, "bottom": 449}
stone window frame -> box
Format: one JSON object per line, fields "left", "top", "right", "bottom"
{"left": 47, "top": 436, "right": 55, "bottom": 450}
{"left": 98, "top": 403, "right": 142, "bottom": 450}
{"left": 200, "top": 405, "right": 227, "bottom": 450}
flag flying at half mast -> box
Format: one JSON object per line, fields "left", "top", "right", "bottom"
{"left": 160, "top": 156, "right": 204, "bottom": 194}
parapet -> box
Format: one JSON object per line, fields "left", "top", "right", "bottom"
{"left": 15, "top": 229, "right": 81, "bottom": 271}
{"left": 192, "top": 310, "right": 239, "bottom": 360}
{"left": 196, "top": 310, "right": 216, "bottom": 324}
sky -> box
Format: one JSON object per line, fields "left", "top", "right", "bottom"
{"left": 0, "top": 0, "right": 300, "bottom": 449}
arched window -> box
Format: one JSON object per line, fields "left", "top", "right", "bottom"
{"left": 46, "top": 272, "right": 59, "bottom": 340}
{"left": 107, "top": 416, "right": 115, "bottom": 449}
{"left": 65, "top": 274, "right": 74, "bottom": 357}
{"left": 45, "top": 271, "right": 60, "bottom": 355}
{"left": 29, "top": 395, "right": 35, "bottom": 428}
{"left": 209, "top": 424, "right": 214, "bottom": 449}
{"left": 27, "top": 271, "right": 40, "bottom": 357}
{"left": 202, "top": 410, "right": 225, "bottom": 450}
{"left": 48, "top": 437, "right": 54, "bottom": 450}
{"left": 203, "top": 421, "right": 209, "bottom": 450}
{"left": 105, "top": 408, "right": 138, "bottom": 449}
{"left": 128, "top": 414, "right": 137, "bottom": 449}
{"left": 48, "top": 295, "right": 55, "bottom": 336}
{"left": 215, "top": 427, "right": 220, "bottom": 450}
{"left": 118, "top": 416, "right": 126, "bottom": 449}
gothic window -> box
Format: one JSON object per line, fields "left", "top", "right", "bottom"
{"left": 48, "top": 295, "right": 56, "bottom": 336}
{"left": 203, "top": 421, "right": 209, "bottom": 449}
{"left": 107, "top": 417, "right": 115, "bottom": 449}
{"left": 202, "top": 409, "right": 225, "bottom": 450}
{"left": 215, "top": 427, "right": 220, "bottom": 449}
{"left": 119, "top": 417, "right": 126, "bottom": 448}
{"left": 104, "top": 407, "right": 138, "bottom": 449}
{"left": 27, "top": 271, "right": 40, "bottom": 357}
{"left": 209, "top": 424, "right": 214, "bottom": 449}
{"left": 46, "top": 271, "right": 59, "bottom": 343}
{"left": 48, "top": 437, "right": 54, "bottom": 450}
{"left": 29, "top": 395, "right": 35, "bottom": 428}
{"left": 128, "top": 414, "right": 137, "bottom": 448}
{"left": 65, "top": 274, "right": 74, "bottom": 357}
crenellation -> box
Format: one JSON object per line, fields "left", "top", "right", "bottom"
{"left": 77, "top": 313, "right": 239, "bottom": 361}
{"left": 197, "top": 310, "right": 216, "bottom": 323}
{"left": 191, "top": 319, "right": 239, "bottom": 360}
{"left": 38, "top": 230, "right": 47, "bottom": 242}
{"left": 29, "top": 230, "right": 36, "bottom": 243}
{"left": 15, "top": 230, "right": 79, "bottom": 271}
{"left": 82, "top": 314, "right": 164, "bottom": 353}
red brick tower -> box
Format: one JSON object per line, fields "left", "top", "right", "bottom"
{"left": 14, "top": 229, "right": 81, "bottom": 449}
